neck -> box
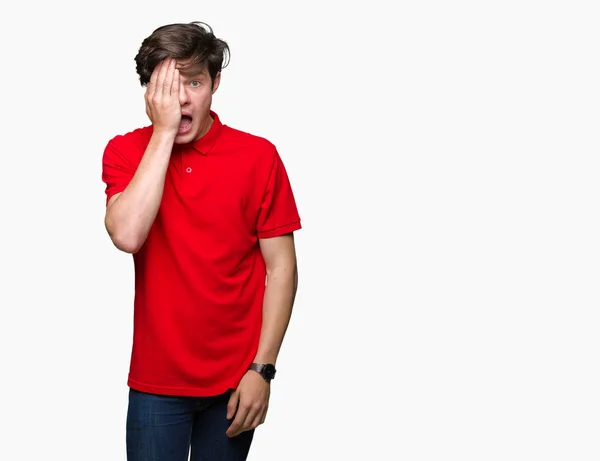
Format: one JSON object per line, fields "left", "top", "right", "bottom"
{"left": 195, "top": 113, "right": 214, "bottom": 141}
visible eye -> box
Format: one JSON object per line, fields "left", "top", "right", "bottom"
{"left": 190, "top": 80, "right": 201, "bottom": 87}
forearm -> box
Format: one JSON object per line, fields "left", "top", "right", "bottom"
{"left": 254, "top": 265, "right": 298, "bottom": 365}
{"left": 105, "top": 133, "right": 175, "bottom": 253}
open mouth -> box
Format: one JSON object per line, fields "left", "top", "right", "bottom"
{"left": 178, "top": 114, "right": 193, "bottom": 133}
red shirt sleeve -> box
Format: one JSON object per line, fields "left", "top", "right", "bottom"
{"left": 101, "top": 136, "right": 137, "bottom": 205}
{"left": 256, "top": 147, "right": 302, "bottom": 238}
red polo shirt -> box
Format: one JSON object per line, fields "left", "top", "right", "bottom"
{"left": 101, "top": 111, "right": 301, "bottom": 396}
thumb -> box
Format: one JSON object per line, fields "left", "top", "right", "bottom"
{"left": 226, "top": 390, "right": 239, "bottom": 420}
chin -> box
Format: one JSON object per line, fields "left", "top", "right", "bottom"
{"left": 174, "top": 129, "right": 197, "bottom": 145}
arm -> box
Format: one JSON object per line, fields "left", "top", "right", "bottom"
{"left": 104, "top": 133, "right": 175, "bottom": 253}
{"left": 104, "top": 58, "right": 181, "bottom": 254}
{"left": 254, "top": 233, "right": 299, "bottom": 365}
{"left": 226, "top": 233, "right": 298, "bottom": 437}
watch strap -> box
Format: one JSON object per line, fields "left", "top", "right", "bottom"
{"left": 249, "top": 362, "right": 276, "bottom": 382}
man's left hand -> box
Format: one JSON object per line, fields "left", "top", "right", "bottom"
{"left": 226, "top": 370, "right": 271, "bottom": 437}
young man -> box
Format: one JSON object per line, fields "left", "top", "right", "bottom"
{"left": 101, "top": 21, "right": 301, "bottom": 461}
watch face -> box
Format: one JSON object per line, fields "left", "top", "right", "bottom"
{"left": 263, "top": 364, "right": 276, "bottom": 380}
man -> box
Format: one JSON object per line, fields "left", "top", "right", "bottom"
{"left": 101, "top": 21, "right": 301, "bottom": 461}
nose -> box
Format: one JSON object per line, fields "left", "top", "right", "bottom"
{"left": 179, "top": 85, "right": 190, "bottom": 106}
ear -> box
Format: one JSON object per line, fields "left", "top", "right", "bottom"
{"left": 212, "top": 72, "right": 221, "bottom": 94}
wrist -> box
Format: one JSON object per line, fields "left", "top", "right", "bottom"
{"left": 150, "top": 129, "right": 177, "bottom": 145}
{"left": 249, "top": 362, "right": 276, "bottom": 383}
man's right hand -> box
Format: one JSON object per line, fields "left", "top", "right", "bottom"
{"left": 145, "top": 58, "right": 181, "bottom": 136}
{"left": 105, "top": 57, "right": 182, "bottom": 254}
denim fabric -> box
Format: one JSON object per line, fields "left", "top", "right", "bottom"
{"left": 126, "top": 388, "right": 254, "bottom": 461}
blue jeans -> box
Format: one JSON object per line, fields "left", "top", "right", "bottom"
{"left": 126, "top": 388, "right": 254, "bottom": 461}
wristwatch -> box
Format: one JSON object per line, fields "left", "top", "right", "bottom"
{"left": 249, "top": 363, "right": 276, "bottom": 383}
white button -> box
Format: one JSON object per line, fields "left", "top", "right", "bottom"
{"left": 186, "top": 167, "right": 192, "bottom": 173}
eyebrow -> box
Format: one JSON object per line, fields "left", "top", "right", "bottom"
{"left": 179, "top": 72, "right": 206, "bottom": 80}
{"left": 179, "top": 70, "right": 208, "bottom": 80}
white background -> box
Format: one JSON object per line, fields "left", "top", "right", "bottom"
{"left": 1, "top": 1, "right": 599, "bottom": 460}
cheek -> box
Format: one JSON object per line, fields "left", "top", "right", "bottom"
{"left": 198, "top": 91, "right": 213, "bottom": 108}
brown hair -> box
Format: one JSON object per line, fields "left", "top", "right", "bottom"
{"left": 134, "top": 21, "right": 230, "bottom": 87}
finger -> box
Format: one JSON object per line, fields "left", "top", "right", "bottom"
{"left": 226, "top": 390, "right": 239, "bottom": 420}
{"left": 147, "top": 58, "right": 165, "bottom": 96}
{"left": 163, "top": 58, "right": 175, "bottom": 93}
{"left": 259, "top": 405, "right": 268, "bottom": 425}
{"left": 250, "top": 409, "right": 264, "bottom": 430}
{"left": 231, "top": 413, "right": 253, "bottom": 438}
{"left": 239, "top": 402, "right": 263, "bottom": 433}
{"left": 172, "top": 68, "right": 180, "bottom": 96}
{"left": 155, "top": 58, "right": 171, "bottom": 95}
{"left": 226, "top": 404, "right": 250, "bottom": 438}
{"left": 242, "top": 405, "right": 260, "bottom": 431}
{"left": 226, "top": 409, "right": 247, "bottom": 437}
